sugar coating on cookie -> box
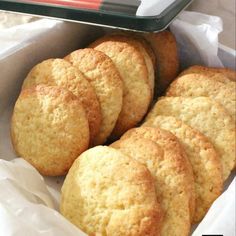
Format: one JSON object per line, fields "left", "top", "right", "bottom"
{"left": 65, "top": 49, "right": 123, "bottom": 145}
{"left": 90, "top": 35, "right": 151, "bottom": 138}
{"left": 120, "top": 127, "right": 195, "bottom": 235}
{"left": 22, "top": 58, "right": 101, "bottom": 143}
{"left": 60, "top": 146, "right": 163, "bottom": 236}
{"left": 143, "top": 115, "right": 223, "bottom": 222}
{"left": 146, "top": 97, "right": 236, "bottom": 180}
{"left": 11, "top": 85, "right": 89, "bottom": 176}
{"left": 166, "top": 74, "right": 236, "bottom": 121}
{"left": 144, "top": 31, "right": 179, "bottom": 95}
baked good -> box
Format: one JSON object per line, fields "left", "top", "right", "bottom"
{"left": 11, "top": 85, "right": 89, "bottom": 176}
{"left": 133, "top": 36, "right": 155, "bottom": 97}
{"left": 143, "top": 30, "right": 179, "bottom": 94}
{"left": 135, "top": 34, "right": 157, "bottom": 71}
{"left": 111, "top": 136, "right": 193, "bottom": 236}
{"left": 114, "top": 31, "right": 157, "bottom": 69}
{"left": 143, "top": 115, "right": 223, "bottom": 222}
{"left": 65, "top": 48, "right": 123, "bottom": 145}
{"left": 110, "top": 33, "right": 156, "bottom": 96}
{"left": 146, "top": 97, "right": 236, "bottom": 180}
{"left": 60, "top": 146, "right": 163, "bottom": 236}
{"left": 22, "top": 58, "right": 101, "bottom": 143}
{"left": 179, "top": 65, "right": 236, "bottom": 82}
{"left": 166, "top": 74, "right": 236, "bottom": 121}
{"left": 89, "top": 35, "right": 151, "bottom": 138}
{"left": 121, "top": 127, "right": 195, "bottom": 222}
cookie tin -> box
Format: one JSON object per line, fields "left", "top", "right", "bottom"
{"left": 0, "top": 0, "right": 194, "bottom": 32}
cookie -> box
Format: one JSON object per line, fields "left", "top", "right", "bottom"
{"left": 166, "top": 74, "right": 236, "bottom": 121}
{"left": 179, "top": 65, "right": 236, "bottom": 82}
{"left": 135, "top": 34, "right": 157, "bottom": 70}
{"left": 60, "top": 146, "right": 163, "bottom": 236}
{"left": 11, "top": 85, "right": 89, "bottom": 176}
{"left": 143, "top": 115, "right": 223, "bottom": 222}
{"left": 146, "top": 97, "right": 236, "bottom": 180}
{"left": 65, "top": 48, "right": 123, "bottom": 145}
{"left": 121, "top": 127, "right": 195, "bottom": 221}
{"left": 89, "top": 35, "right": 152, "bottom": 138}
{"left": 111, "top": 137, "right": 193, "bottom": 236}
{"left": 143, "top": 30, "right": 179, "bottom": 94}
{"left": 115, "top": 31, "right": 157, "bottom": 69}
{"left": 110, "top": 33, "right": 156, "bottom": 96}
{"left": 133, "top": 36, "right": 155, "bottom": 96}
{"left": 22, "top": 58, "right": 101, "bottom": 143}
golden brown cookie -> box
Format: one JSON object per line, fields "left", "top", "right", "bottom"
{"left": 111, "top": 136, "right": 193, "bottom": 236}
{"left": 110, "top": 33, "right": 156, "bottom": 96}
{"left": 143, "top": 115, "right": 223, "bottom": 222}
{"left": 65, "top": 48, "right": 123, "bottom": 145}
{"left": 89, "top": 35, "right": 152, "bottom": 138}
{"left": 146, "top": 97, "right": 236, "bottom": 180}
{"left": 166, "top": 74, "right": 236, "bottom": 121}
{"left": 134, "top": 37, "right": 155, "bottom": 97}
{"left": 22, "top": 58, "right": 101, "bottom": 143}
{"left": 179, "top": 65, "right": 236, "bottom": 82}
{"left": 60, "top": 146, "right": 163, "bottom": 236}
{"left": 114, "top": 31, "right": 157, "bottom": 69}
{"left": 121, "top": 127, "right": 195, "bottom": 223}
{"left": 135, "top": 34, "right": 157, "bottom": 70}
{"left": 11, "top": 85, "right": 89, "bottom": 176}
{"left": 143, "top": 30, "right": 179, "bottom": 95}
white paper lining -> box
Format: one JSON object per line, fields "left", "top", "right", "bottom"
{"left": 137, "top": 0, "right": 176, "bottom": 16}
{"left": 0, "top": 159, "right": 86, "bottom": 236}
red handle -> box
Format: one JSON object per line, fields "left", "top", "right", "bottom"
{"left": 23, "top": 0, "right": 102, "bottom": 10}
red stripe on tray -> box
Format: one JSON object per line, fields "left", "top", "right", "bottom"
{"left": 22, "top": 0, "right": 102, "bottom": 10}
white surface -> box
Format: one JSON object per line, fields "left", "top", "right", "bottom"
{"left": 187, "top": 0, "right": 236, "bottom": 49}
{"left": 192, "top": 177, "right": 236, "bottom": 236}
{"left": 0, "top": 159, "right": 86, "bottom": 236}
{"left": 137, "top": 0, "right": 176, "bottom": 16}
{"left": 0, "top": 18, "right": 59, "bottom": 58}
{"left": 170, "top": 11, "right": 223, "bottom": 69}
{"left": 0, "top": 11, "right": 37, "bottom": 29}
{"left": 0, "top": 12, "right": 235, "bottom": 236}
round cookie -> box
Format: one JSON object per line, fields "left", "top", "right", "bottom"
{"left": 11, "top": 85, "right": 89, "bottom": 176}
{"left": 143, "top": 115, "right": 223, "bottom": 222}
{"left": 146, "top": 97, "right": 236, "bottom": 180}
{"left": 65, "top": 48, "right": 123, "bottom": 145}
{"left": 133, "top": 37, "right": 155, "bottom": 97}
{"left": 166, "top": 74, "right": 236, "bottom": 121}
{"left": 134, "top": 34, "right": 157, "bottom": 70}
{"left": 111, "top": 137, "right": 192, "bottom": 236}
{"left": 110, "top": 33, "right": 156, "bottom": 96}
{"left": 143, "top": 30, "right": 179, "bottom": 95}
{"left": 22, "top": 58, "right": 101, "bottom": 143}
{"left": 115, "top": 31, "right": 157, "bottom": 69}
{"left": 212, "top": 67, "right": 236, "bottom": 81}
{"left": 89, "top": 35, "right": 152, "bottom": 138}
{"left": 121, "top": 127, "right": 195, "bottom": 223}
{"left": 60, "top": 146, "right": 163, "bottom": 236}
{"left": 179, "top": 65, "right": 236, "bottom": 82}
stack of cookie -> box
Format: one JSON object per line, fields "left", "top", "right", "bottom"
{"left": 10, "top": 29, "right": 236, "bottom": 236}
{"left": 10, "top": 30, "right": 179, "bottom": 176}
{"left": 60, "top": 130, "right": 194, "bottom": 236}
{"left": 142, "top": 66, "right": 236, "bottom": 224}
{"left": 60, "top": 65, "right": 235, "bottom": 236}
